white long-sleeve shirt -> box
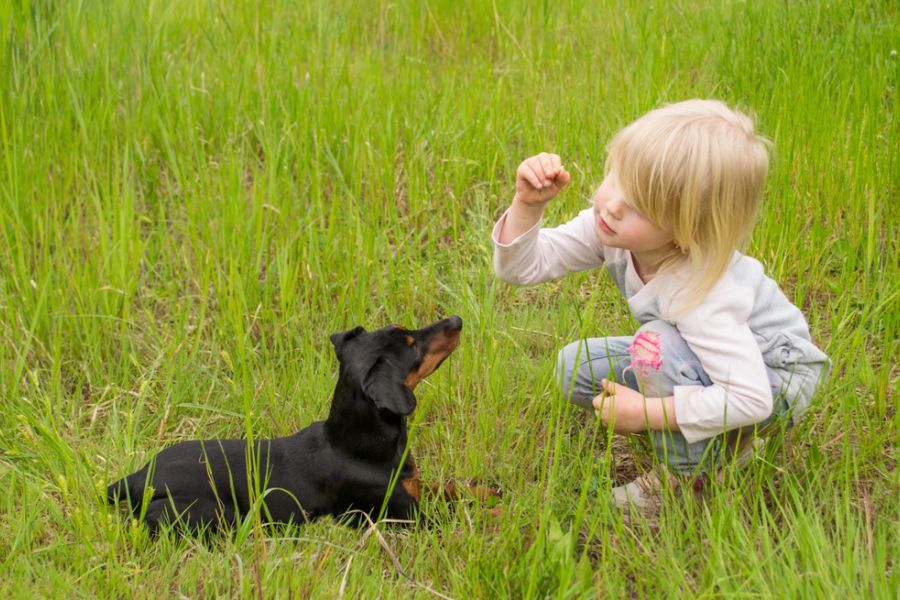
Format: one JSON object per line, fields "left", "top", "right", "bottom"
{"left": 492, "top": 208, "right": 829, "bottom": 444}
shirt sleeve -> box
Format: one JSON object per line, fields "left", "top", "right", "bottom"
{"left": 672, "top": 275, "right": 774, "bottom": 444}
{"left": 492, "top": 207, "right": 605, "bottom": 285}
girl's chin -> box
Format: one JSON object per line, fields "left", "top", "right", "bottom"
{"left": 595, "top": 227, "right": 621, "bottom": 246}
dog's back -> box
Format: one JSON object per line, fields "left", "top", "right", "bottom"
{"left": 107, "top": 425, "right": 338, "bottom": 527}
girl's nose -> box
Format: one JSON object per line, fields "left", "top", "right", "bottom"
{"left": 606, "top": 197, "right": 627, "bottom": 218}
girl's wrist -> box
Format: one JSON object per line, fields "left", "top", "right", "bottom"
{"left": 646, "top": 396, "right": 679, "bottom": 431}
{"left": 511, "top": 193, "right": 549, "bottom": 216}
{"left": 497, "top": 195, "right": 545, "bottom": 244}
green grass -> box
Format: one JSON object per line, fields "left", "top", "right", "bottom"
{"left": 1, "top": 0, "right": 897, "bottom": 597}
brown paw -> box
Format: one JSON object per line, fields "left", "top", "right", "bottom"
{"left": 466, "top": 480, "right": 502, "bottom": 496}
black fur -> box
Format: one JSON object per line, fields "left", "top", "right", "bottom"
{"left": 107, "top": 316, "right": 463, "bottom": 534}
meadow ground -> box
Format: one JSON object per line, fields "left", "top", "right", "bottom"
{"left": 1, "top": 0, "right": 898, "bottom": 597}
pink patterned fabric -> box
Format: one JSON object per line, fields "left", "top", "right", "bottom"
{"left": 628, "top": 331, "right": 662, "bottom": 373}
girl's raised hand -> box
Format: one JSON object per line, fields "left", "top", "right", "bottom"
{"left": 515, "top": 152, "right": 571, "bottom": 206}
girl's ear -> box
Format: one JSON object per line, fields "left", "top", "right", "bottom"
{"left": 329, "top": 326, "right": 366, "bottom": 360}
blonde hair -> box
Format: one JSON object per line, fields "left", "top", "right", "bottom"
{"left": 605, "top": 99, "right": 771, "bottom": 314}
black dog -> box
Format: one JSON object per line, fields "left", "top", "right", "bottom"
{"left": 107, "top": 316, "right": 492, "bottom": 534}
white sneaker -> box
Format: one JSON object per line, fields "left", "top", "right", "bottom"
{"left": 614, "top": 437, "right": 769, "bottom": 514}
{"left": 611, "top": 471, "right": 666, "bottom": 514}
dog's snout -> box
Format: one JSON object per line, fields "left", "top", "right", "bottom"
{"left": 446, "top": 316, "right": 463, "bottom": 331}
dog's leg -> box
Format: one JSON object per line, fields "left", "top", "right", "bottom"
{"left": 144, "top": 496, "right": 231, "bottom": 536}
{"left": 425, "top": 481, "right": 505, "bottom": 519}
{"left": 144, "top": 498, "right": 175, "bottom": 535}
{"left": 383, "top": 492, "right": 420, "bottom": 523}
{"left": 426, "top": 481, "right": 503, "bottom": 503}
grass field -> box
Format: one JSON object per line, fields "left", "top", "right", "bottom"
{"left": 1, "top": 0, "right": 898, "bottom": 597}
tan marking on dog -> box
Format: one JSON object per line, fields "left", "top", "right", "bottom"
{"left": 400, "top": 459, "right": 422, "bottom": 502}
{"left": 404, "top": 330, "right": 460, "bottom": 390}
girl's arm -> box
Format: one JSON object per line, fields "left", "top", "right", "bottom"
{"left": 493, "top": 207, "right": 605, "bottom": 285}
{"left": 593, "top": 380, "right": 679, "bottom": 433}
{"left": 493, "top": 155, "right": 605, "bottom": 285}
{"left": 671, "top": 280, "right": 774, "bottom": 443}
{"left": 497, "top": 197, "right": 547, "bottom": 244}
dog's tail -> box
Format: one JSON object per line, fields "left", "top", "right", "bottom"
{"left": 106, "top": 466, "right": 149, "bottom": 509}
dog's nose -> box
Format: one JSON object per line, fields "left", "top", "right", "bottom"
{"left": 446, "top": 316, "right": 463, "bottom": 331}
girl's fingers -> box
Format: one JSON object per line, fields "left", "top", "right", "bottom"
{"left": 519, "top": 162, "right": 544, "bottom": 189}
{"left": 549, "top": 153, "right": 563, "bottom": 174}
{"left": 546, "top": 155, "right": 569, "bottom": 189}
{"left": 518, "top": 153, "right": 568, "bottom": 193}
{"left": 593, "top": 386, "right": 614, "bottom": 417}
{"left": 529, "top": 156, "right": 551, "bottom": 185}
{"left": 537, "top": 153, "right": 555, "bottom": 182}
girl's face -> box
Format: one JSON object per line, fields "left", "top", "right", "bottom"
{"left": 591, "top": 174, "right": 675, "bottom": 261}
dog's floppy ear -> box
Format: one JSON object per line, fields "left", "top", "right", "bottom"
{"left": 362, "top": 357, "right": 416, "bottom": 416}
{"left": 330, "top": 326, "right": 366, "bottom": 360}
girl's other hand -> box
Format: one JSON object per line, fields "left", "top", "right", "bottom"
{"left": 593, "top": 379, "right": 647, "bottom": 434}
{"left": 593, "top": 379, "right": 679, "bottom": 434}
{"left": 515, "top": 152, "right": 571, "bottom": 207}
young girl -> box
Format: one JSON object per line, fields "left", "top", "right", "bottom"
{"left": 491, "top": 100, "right": 829, "bottom": 511}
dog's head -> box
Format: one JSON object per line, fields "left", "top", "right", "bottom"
{"left": 330, "top": 316, "right": 462, "bottom": 416}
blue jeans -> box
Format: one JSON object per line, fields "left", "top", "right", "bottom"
{"left": 556, "top": 320, "right": 792, "bottom": 474}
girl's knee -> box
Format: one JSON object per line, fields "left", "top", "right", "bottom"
{"left": 556, "top": 336, "right": 637, "bottom": 408}
{"left": 633, "top": 320, "right": 683, "bottom": 350}
{"left": 628, "top": 320, "right": 676, "bottom": 375}
{"left": 627, "top": 320, "right": 706, "bottom": 394}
